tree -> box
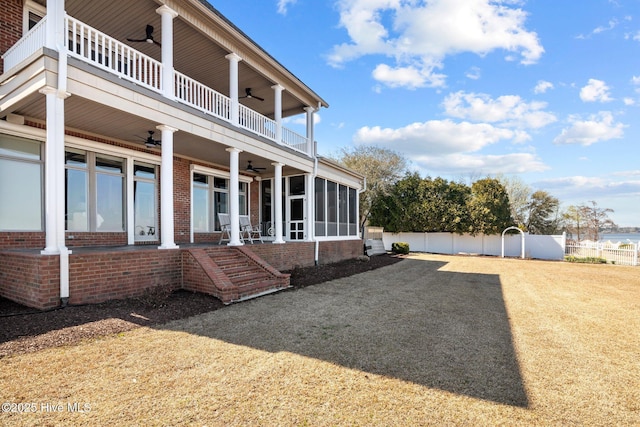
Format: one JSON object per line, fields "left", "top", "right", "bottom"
{"left": 332, "top": 146, "right": 409, "bottom": 233}
{"left": 525, "top": 190, "right": 560, "bottom": 234}
{"left": 467, "top": 178, "right": 512, "bottom": 235}
{"left": 497, "top": 175, "right": 531, "bottom": 228}
{"left": 563, "top": 205, "right": 587, "bottom": 241}
{"left": 579, "top": 201, "right": 616, "bottom": 241}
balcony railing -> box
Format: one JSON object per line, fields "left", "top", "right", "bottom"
{"left": 65, "top": 16, "right": 162, "bottom": 92}
{"left": 175, "top": 71, "right": 231, "bottom": 121}
{"left": 1, "top": 16, "right": 47, "bottom": 72}
{"left": 2, "top": 15, "right": 311, "bottom": 156}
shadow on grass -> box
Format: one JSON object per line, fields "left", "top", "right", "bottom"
{"left": 166, "top": 258, "right": 529, "bottom": 407}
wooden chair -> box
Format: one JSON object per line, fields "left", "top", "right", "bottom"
{"left": 217, "top": 213, "right": 232, "bottom": 244}
{"left": 240, "top": 215, "right": 263, "bottom": 243}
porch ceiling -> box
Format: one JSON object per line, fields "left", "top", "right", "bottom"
{"left": 55, "top": 0, "right": 324, "bottom": 119}
{"left": 11, "top": 91, "right": 303, "bottom": 178}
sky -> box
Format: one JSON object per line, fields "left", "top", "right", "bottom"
{"left": 209, "top": 0, "right": 640, "bottom": 227}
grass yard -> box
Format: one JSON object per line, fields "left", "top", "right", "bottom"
{"left": 1, "top": 254, "right": 639, "bottom": 426}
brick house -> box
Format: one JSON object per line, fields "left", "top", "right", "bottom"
{"left": 0, "top": 0, "right": 364, "bottom": 309}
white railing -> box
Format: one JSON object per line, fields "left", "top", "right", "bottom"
{"left": 175, "top": 71, "right": 231, "bottom": 121}
{"left": 239, "top": 103, "right": 277, "bottom": 140}
{"left": 4, "top": 15, "right": 312, "bottom": 156}
{"left": 282, "top": 127, "right": 309, "bottom": 153}
{"left": 2, "top": 17, "right": 47, "bottom": 73}
{"left": 65, "top": 15, "right": 162, "bottom": 93}
{"left": 565, "top": 241, "right": 639, "bottom": 266}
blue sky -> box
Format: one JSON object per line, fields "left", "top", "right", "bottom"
{"left": 210, "top": 0, "right": 640, "bottom": 227}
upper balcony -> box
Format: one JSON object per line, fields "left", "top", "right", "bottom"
{"left": 1, "top": 0, "right": 327, "bottom": 159}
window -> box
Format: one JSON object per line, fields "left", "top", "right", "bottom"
{"left": 134, "top": 163, "right": 157, "bottom": 239}
{"left": 0, "top": 135, "right": 42, "bottom": 230}
{"left": 192, "top": 172, "right": 248, "bottom": 232}
{"left": 313, "top": 177, "right": 358, "bottom": 238}
{"left": 65, "top": 150, "right": 125, "bottom": 232}
{"left": 24, "top": 0, "right": 45, "bottom": 33}
{"left": 315, "top": 178, "right": 325, "bottom": 236}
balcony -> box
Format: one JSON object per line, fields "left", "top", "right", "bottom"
{"left": 2, "top": 14, "right": 311, "bottom": 156}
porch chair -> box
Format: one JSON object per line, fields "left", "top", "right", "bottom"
{"left": 239, "top": 215, "right": 264, "bottom": 243}
{"left": 217, "top": 213, "right": 232, "bottom": 244}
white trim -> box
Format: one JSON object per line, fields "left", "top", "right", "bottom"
{"left": 314, "top": 236, "right": 362, "bottom": 242}
{"left": 191, "top": 163, "right": 253, "bottom": 183}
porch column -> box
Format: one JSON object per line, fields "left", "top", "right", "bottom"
{"left": 226, "top": 147, "right": 243, "bottom": 246}
{"left": 40, "top": 86, "right": 68, "bottom": 255}
{"left": 272, "top": 162, "right": 285, "bottom": 244}
{"left": 304, "top": 106, "right": 315, "bottom": 156}
{"left": 157, "top": 5, "right": 179, "bottom": 99}
{"left": 226, "top": 53, "right": 242, "bottom": 126}
{"left": 158, "top": 125, "right": 179, "bottom": 250}
{"left": 272, "top": 84, "right": 284, "bottom": 143}
{"left": 305, "top": 173, "right": 315, "bottom": 242}
{"left": 44, "top": 0, "right": 65, "bottom": 50}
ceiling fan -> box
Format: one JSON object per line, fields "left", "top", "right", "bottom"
{"left": 246, "top": 160, "right": 266, "bottom": 173}
{"left": 127, "top": 24, "right": 161, "bottom": 47}
{"left": 239, "top": 88, "right": 264, "bottom": 101}
{"left": 139, "top": 130, "right": 161, "bottom": 148}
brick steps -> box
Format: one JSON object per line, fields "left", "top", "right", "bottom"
{"left": 183, "top": 246, "right": 290, "bottom": 304}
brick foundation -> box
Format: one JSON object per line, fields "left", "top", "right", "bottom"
{"left": 0, "top": 239, "right": 363, "bottom": 309}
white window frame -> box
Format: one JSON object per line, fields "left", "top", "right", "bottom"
{"left": 190, "top": 164, "right": 252, "bottom": 243}
{"left": 23, "top": 0, "right": 46, "bottom": 34}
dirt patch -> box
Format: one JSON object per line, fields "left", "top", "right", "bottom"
{"left": 0, "top": 254, "right": 401, "bottom": 357}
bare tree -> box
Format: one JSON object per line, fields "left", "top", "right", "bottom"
{"left": 331, "top": 146, "right": 409, "bottom": 234}
{"left": 579, "top": 201, "right": 616, "bottom": 241}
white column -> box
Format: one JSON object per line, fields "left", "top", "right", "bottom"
{"left": 272, "top": 162, "right": 285, "bottom": 244}
{"left": 158, "top": 125, "right": 179, "bottom": 249}
{"left": 272, "top": 84, "right": 284, "bottom": 143}
{"left": 226, "top": 147, "right": 243, "bottom": 246}
{"left": 226, "top": 53, "right": 242, "bottom": 125}
{"left": 304, "top": 106, "right": 315, "bottom": 156}
{"left": 40, "top": 87, "right": 69, "bottom": 255}
{"left": 45, "top": 0, "right": 65, "bottom": 50}
{"left": 305, "top": 173, "right": 314, "bottom": 242}
{"left": 157, "top": 5, "right": 178, "bottom": 99}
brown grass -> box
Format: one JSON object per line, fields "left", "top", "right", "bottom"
{"left": 1, "top": 254, "right": 639, "bottom": 426}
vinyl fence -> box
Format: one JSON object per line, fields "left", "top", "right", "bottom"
{"left": 565, "top": 240, "right": 639, "bottom": 266}
{"left": 382, "top": 232, "right": 566, "bottom": 261}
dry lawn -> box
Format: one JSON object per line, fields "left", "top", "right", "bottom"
{"left": 1, "top": 254, "right": 639, "bottom": 426}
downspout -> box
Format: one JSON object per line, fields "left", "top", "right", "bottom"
{"left": 58, "top": 43, "right": 71, "bottom": 307}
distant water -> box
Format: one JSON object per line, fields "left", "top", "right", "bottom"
{"left": 599, "top": 233, "right": 640, "bottom": 243}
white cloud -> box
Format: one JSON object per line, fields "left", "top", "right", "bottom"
{"left": 632, "top": 76, "right": 640, "bottom": 85}
{"left": 412, "top": 152, "right": 548, "bottom": 175}
{"left": 553, "top": 111, "right": 625, "bottom": 146}
{"left": 580, "top": 79, "right": 613, "bottom": 102}
{"left": 465, "top": 66, "right": 481, "bottom": 80}
{"left": 276, "top": 0, "right": 297, "bottom": 15}
{"left": 593, "top": 19, "right": 618, "bottom": 34}
{"left": 535, "top": 175, "right": 640, "bottom": 200}
{"left": 442, "top": 91, "right": 557, "bottom": 129}
{"left": 534, "top": 80, "right": 554, "bottom": 94}
{"left": 328, "top": 0, "right": 544, "bottom": 89}
{"left": 354, "top": 119, "right": 517, "bottom": 156}
{"left": 623, "top": 97, "right": 635, "bottom": 106}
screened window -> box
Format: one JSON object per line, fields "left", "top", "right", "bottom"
{"left": 315, "top": 177, "right": 325, "bottom": 236}
{"left": 0, "top": 135, "right": 42, "bottom": 230}
{"left": 313, "top": 178, "right": 358, "bottom": 238}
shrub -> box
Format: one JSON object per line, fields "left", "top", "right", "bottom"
{"left": 391, "top": 242, "right": 410, "bottom": 254}
{"left": 564, "top": 255, "right": 608, "bottom": 264}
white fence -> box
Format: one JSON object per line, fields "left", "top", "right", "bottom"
{"left": 565, "top": 241, "right": 639, "bottom": 266}
{"left": 382, "top": 232, "right": 566, "bottom": 261}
